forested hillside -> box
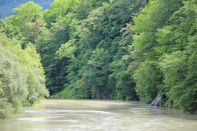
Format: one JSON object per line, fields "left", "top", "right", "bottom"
{"left": 0, "top": 0, "right": 53, "bottom": 18}
{"left": 0, "top": 0, "right": 196, "bottom": 117}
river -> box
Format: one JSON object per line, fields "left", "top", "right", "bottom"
{"left": 0, "top": 100, "right": 196, "bottom": 131}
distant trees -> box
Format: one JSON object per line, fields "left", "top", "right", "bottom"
{"left": 5, "top": 2, "right": 47, "bottom": 45}
{"left": 0, "top": 0, "right": 53, "bottom": 18}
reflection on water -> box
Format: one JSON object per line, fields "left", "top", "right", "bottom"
{"left": 0, "top": 100, "right": 196, "bottom": 131}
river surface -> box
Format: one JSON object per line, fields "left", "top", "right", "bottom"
{"left": 0, "top": 100, "right": 197, "bottom": 131}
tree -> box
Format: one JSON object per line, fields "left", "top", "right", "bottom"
{"left": 157, "top": 0, "right": 197, "bottom": 112}
{"left": 4, "top": 1, "right": 47, "bottom": 48}
{"left": 0, "top": 28, "right": 48, "bottom": 118}
{"left": 132, "top": 0, "right": 183, "bottom": 103}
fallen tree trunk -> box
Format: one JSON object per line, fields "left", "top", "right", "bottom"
{"left": 150, "top": 93, "right": 162, "bottom": 107}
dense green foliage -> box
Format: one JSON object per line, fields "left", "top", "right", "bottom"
{"left": 1, "top": 0, "right": 196, "bottom": 113}
{"left": 132, "top": 0, "right": 184, "bottom": 103}
{"left": 132, "top": 0, "right": 197, "bottom": 112}
{"left": 0, "top": 27, "right": 48, "bottom": 118}
{"left": 56, "top": 0, "right": 147, "bottom": 99}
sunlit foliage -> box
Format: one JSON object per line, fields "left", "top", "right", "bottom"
{"left": 1, "top": 0, "right": 196, "bottom": 114}
{"left": 0, "top": 29, "right": 48, "bottom": 118}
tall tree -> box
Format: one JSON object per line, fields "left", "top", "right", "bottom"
{"left": 132, "top": 0, "right": 183, "bottom": 103}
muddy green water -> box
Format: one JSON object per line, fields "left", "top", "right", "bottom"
{"left": 0, "top": 100, "right": 197, "bottom": 131}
